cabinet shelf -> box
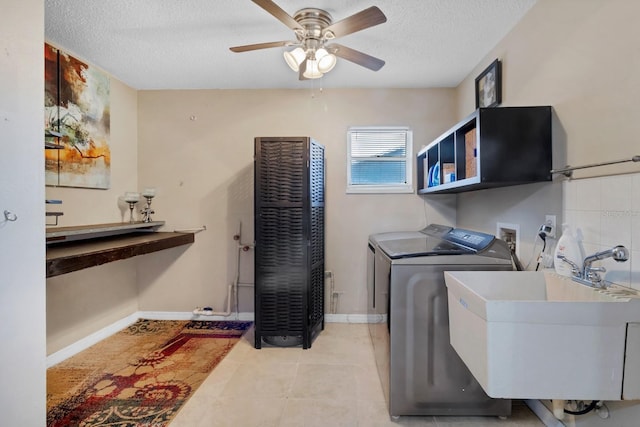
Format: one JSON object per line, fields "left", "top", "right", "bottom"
{"left": 417, "top": 106, "right": 552, "bottom": 194}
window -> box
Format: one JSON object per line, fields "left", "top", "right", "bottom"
{"left": 347, "top": 127, "right": 413, "bottom": 194}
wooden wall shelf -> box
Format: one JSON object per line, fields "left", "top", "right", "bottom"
{"left": 46, "top": 221, "right": 166, "bottom": 243}
{"left": 46, "top": 223, "right": 195, "bottom": 278}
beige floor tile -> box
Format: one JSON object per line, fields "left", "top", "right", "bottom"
{"left": 229, "top": 327, "right": 305, "bottom": 364}
{"left": 169, "top": 395, "right": 210, "bottom": 427}
{"left": 280, "top": 398, "right": 358, "bottom": 427}
{"left": 221, "top": 330, "right": 257, "bottom": 362}
{"left": 299, "top": 333, "right": 377, "bottom": 366}
{"left": 197, "top": 397, "right": 286, "bottom": 427}
{"left": 323, "top": 322, "right": 371, "bottom": 339}
{"left": 250, "top": 346, "right": 304, "bottom": 363}
{"left": 169, "top": 323, "right": 544, "bottom": 427}
{"left": 290, "top": 363, "right": 358, "bottom": 400}
{"left": 190, "top": 358, "right": 241, "bottom": 398}
{"left": 354, "top": 364, "right": 386, "bottom": 402}
{"left": 221, "top": 361, "right": 298, "bottom": 398}
{"left": 358, "top": 400, "right": 438, "bottom": 426}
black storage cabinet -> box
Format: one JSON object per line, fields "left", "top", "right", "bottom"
{"left": 417, "top": 106, "right": 553, "bottom": 194}
{"left": 254, "top": 137, "right": 325, "bottom": 349}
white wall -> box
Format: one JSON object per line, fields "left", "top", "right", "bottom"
{"left": 537, "top": 173, "right": 640, "bottom": 427}
{"left": 564, "top": 174, "right": 640, "bottom": 290}
{"left": 0, "top": 0, "right": 46, "bottom": 424}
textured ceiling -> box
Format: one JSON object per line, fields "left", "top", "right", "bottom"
{"left": 44, "top": 0, "right": 537, "bottom": 90}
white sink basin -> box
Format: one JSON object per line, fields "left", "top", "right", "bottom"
{"left": 444, "top": 270, "right": 640, "bottom": 401}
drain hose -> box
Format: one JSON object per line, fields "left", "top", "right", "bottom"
{"left": 564, "top": 400, "right": 598, "bottom": 416}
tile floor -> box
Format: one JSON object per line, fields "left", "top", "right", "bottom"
{"left": 170, "top": 323, "right": 544, "bottom": 427}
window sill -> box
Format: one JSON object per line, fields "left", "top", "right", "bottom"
{"left": 346, "top": 184, "right": 414, "bottom": 194}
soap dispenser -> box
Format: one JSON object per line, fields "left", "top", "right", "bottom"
{"left": 553, "top": 224, "right": 582, "bottom": 277}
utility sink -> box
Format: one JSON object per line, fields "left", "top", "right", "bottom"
{"left": 444, "top": 270, "right": 640, "bottom": 401}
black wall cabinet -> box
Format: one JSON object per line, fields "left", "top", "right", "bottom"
{"left": 417, "top": 106, "right": 552, "bottom": 194}
{"left": 254, "top": 137, "right": 325, "bottom": 349}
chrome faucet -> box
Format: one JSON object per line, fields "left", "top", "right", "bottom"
{"left": 556, "top": 254, "right": 581, "bottom": 277}
{"left": 581, "top": 245, "right": 629, "bottom": 286}
{"left": 557, "top": 245, "right": 629, "bottom": 288}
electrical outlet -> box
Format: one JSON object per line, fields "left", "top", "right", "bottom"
{"left": 545, "top": 215, "right": 557, "bottom": 238}
{"left": 497, "top": 222, "right": 520, "bottom": 258}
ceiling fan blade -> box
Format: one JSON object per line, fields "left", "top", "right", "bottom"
{"left": 323, "top": 6, "right": 387, "bottom": 39}
{"left": 328, "top": 43, "right": 385, "bottom": 71}
{"left": 229, "top": 40, "right": 290, "bottom": 53}
{"left": 251, "top": 0, "right": 301, "bottom": 31}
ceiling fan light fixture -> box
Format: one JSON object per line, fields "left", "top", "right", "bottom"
{"left": 230, "top": 2, "right": 388, "bottom": 81}
{"left": 316, "top": 48, "right": 337, "bottom": 73}
{"left": 302, "top": 59, "right": 323, "bottom": 79}
{"left": 283, "top": 47, "right": 306, "bottom": 72}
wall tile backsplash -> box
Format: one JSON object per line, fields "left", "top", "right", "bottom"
{"left": 563, "top": 172, "right": 640, "bottom": 290}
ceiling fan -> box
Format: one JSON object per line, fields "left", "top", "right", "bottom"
{"left": 229, "top": 0, "right": 387, "bottom": 80}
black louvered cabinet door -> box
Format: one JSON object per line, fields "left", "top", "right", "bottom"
{"left": 254, "top": 137, "right": 325, "bottom": 349}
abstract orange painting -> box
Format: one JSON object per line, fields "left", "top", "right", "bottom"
{"left": 45, "top": 43, "right": 110, "bottom": 189}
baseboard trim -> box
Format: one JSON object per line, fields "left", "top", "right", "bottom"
{"left": 141, "top": 311, "right": 255, "bottom": 321}
{"left": 46, "top": 313, "right": 140, "bottom": 368}
{"left": 46, "top": 311, "right": 376, "bottom": 367}
{"left": 324, "top": 313, "right": 385, "bottom": 323}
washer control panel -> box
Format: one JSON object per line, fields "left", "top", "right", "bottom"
{"left": 445, "top": 228, "right": 495, "bottom": 252}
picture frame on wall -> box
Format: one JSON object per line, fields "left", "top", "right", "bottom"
{"left": 475, "top": 59, "right": 502, "bottom": 108}
{"left": 45, "top": 43, "right": 111, "bottom": 189}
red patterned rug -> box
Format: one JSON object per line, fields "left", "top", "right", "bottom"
{"left": 47, "top": 319, "right": 251, "bottom": 427}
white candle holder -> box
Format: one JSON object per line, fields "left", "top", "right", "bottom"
{"left": 140, "top": 188, "right": 156, "bottom": 223}
{"left": 124, "top": 192, "right": 140, "bottom": 223}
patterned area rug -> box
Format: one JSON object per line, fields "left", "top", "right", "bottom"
{"left": 47, "top": 319, "right": 251, "bottom": 427}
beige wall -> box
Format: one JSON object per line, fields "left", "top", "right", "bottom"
{"left": 136, "top": 89, "right": 457, "bottom": 315}
{"left": 38, "top": 0, "right": 640, "bottom": 421}
{"left": 46, "top": 260, "right": 139, "bottom": 354}
{"left": 454, "top": 0, "right": 640, "bottom": 268}
{"left": 46, "top": 0, "right": 640, "bottom": 366}
{"left": 36, "top": 2, "right": 640, "bottom": 425}
{"left": 457, "top": 0, "right": 639, "bottom": 178}
{"left": 45, "top": 69, "right": 140, "bottom": 353}
{"left": 455, "top": 1, "right": 640, "bottom": 422}
{"left": 44, "top": 85, "right": 458, "bottom": 351}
